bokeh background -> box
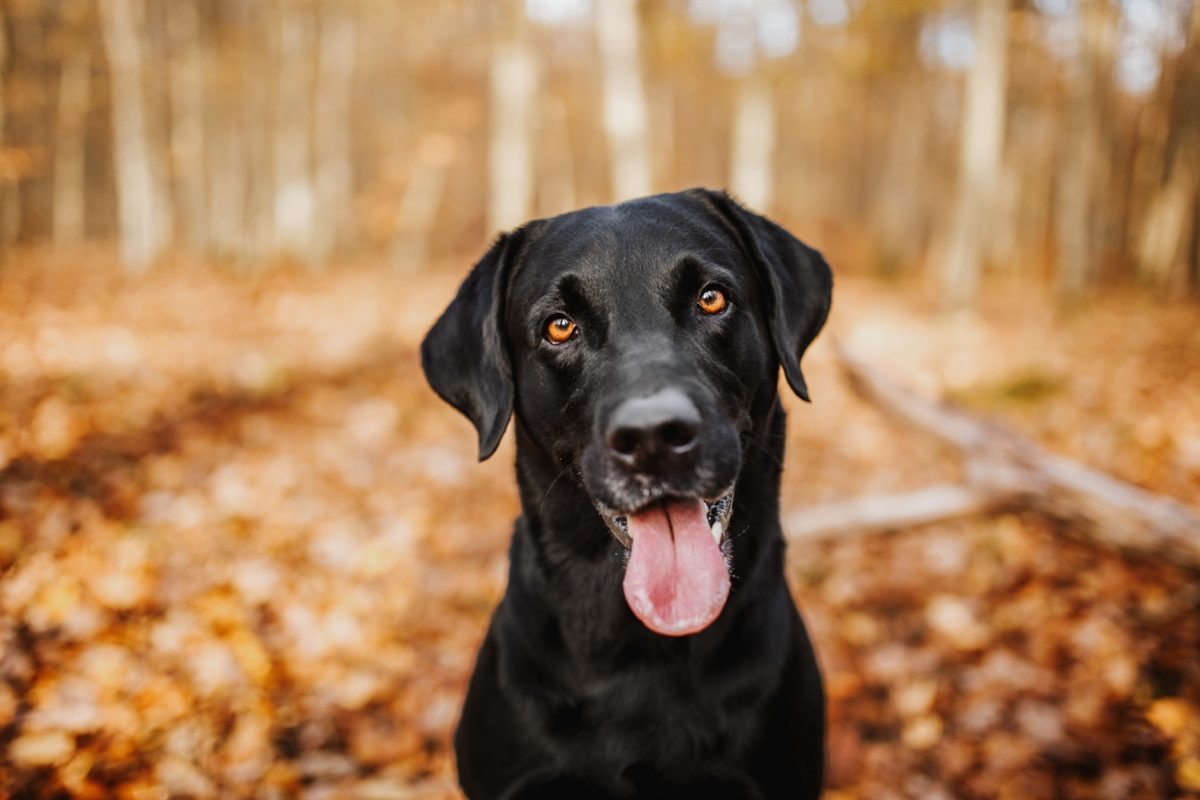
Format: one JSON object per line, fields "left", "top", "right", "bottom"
{"left": 1, "top": 0, "right": 1199, "bottom": 798}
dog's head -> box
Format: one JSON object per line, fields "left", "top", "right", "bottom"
{"left": 422, "top": 189, "right": 831, "bottom": 636}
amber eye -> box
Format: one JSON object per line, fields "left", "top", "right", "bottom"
{"left": 545, "top": 316, "right": 576, "bottom": 344}
{"left": 697, "top": 287, "right": 728, "bottom": 315}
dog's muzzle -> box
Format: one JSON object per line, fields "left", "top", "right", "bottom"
{"left": 598, "top": 489, "right": 734, "bottom": 551}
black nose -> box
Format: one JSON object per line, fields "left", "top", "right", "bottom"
{"left": 606, "top": 388, "right": 701, "bottom": 473}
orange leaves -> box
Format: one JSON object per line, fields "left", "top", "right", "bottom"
{"left": 1148, "top": 697, "right": 1196, "bottom": 739}
{"left": 9, "top": 730, "right": 76, "bottom": 769}
{"left": 925, "top": 595, "right": 989, "bottom": 651}
{"left": 1149, "top": 699, "right": 1200, "bottom": 792}
{"left": 1, "top": 258, "right": 1198, "bottom": 797}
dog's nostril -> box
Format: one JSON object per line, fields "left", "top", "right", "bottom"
{"left": 609, "top": 427, "right": 640, "bottom": 457}
{"left": 605, "top": 388, "right": 702, "bottom": 468}
{"left": 657, "top": 420, "right": 697, "bottom": 452}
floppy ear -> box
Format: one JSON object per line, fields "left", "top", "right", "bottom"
{"left": 420, "top": 233, "right": 519, "bottom": 460}
{"left": 704, "top": 190, "right": 833, "bottom": 402}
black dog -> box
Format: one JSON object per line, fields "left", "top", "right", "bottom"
{"left": 421, "top": 189, "right": 832, "bottom": 799}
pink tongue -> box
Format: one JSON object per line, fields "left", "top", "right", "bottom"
{"left": 622, "top": 499, "right": 730, "bottom": 636}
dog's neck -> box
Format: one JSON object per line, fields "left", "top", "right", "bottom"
{"left": 506, "top": 396, "right": 791, "bottom": 653}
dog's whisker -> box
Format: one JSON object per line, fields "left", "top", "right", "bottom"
{"left": 726, "top": 522, "right": 753, "bottom": 544}
{"left": 744, "top": 435, "right": 786, "bottom": 471}
{"left": 537, "top": 462, "right": 576, "bottom": 518}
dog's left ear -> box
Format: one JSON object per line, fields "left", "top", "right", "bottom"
{"left": 420, "top": 231, "right": 522, "bottom": 460}
{"left": 703, "top": 190, "right": 833, "bottom": 402}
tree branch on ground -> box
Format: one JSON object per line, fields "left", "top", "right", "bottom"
{"left": 788, "top": 346, "right": 1200, "bottom": 571}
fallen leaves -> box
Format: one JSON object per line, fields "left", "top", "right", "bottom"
{"left": 0, "top": 254, "right": 1198, "bottom": 797}
{"left": 1147, "top": 698, "right": 1200, "bottom": 792}
{"left": 10, "top": 730, "right": 76, "bottom": 768}
{"left": 925, "top": 595, "right": 989, "bottom": 651}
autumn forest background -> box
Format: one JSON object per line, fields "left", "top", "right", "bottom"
{"left": 1, "top": 0, "right": 1199, "bottom": 798}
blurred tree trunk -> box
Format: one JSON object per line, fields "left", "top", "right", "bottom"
{"left": 311, "top": 7, "right": 357, "bottom": 263}
{"left": 393, "top": 133, "right": 452, "bottom": 270}
{"left": 100, "top": 0, "right": 171, "bottom": 270}
{"left": 873, "top": 77, "right": 928, "bottom": 271}
{"left": 730, "top": 68, "right": 775, "bottom": 212}
{"left": 244, "top": 19, "right": 278, "bottom": 264}
{"left": 1056, "top": 4, "right": 1115, "bottom": 300}
{"left": 1139, "top": 145, "right": 1199, "bottom": 290}
{"left": 0, "top": 4, "right": 22, "bottom": 262}
{"left": 597, "top": 0, "right": 651, "bottom": 200}
{"left": 273, "top": 6, "right": 316, "bottom": 260}
{"left": 487, "top": 0, "right": 536, "bottom": 233}
{"left": 206, "top": 101, "right": 246, "bottom": 261}
{"left": 937, "top": 0, "right": 1008, "bottom": 309}
{"left": 165, "top": 0, "right": 207, "bottom": 251}
{"left": 1137, "top": 3, "right": 1200, "bottom": 291}
{"left": 52, "top": 52, "right": 90, "bottom": 245}
{"left": 1005, "top": 106, "right": 1057, "bottom": 284}
{"left": 537, "top": 95, "right": 577, "bottom": 218}
{"left": 0, "top": 5, "right": 17, "bottom": 262}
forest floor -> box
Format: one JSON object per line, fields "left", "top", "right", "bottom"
{"left": 1, "top": 248, "right": 1199, "bottom": 799}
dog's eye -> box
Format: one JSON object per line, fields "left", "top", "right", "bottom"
{"left": 697, "top": 287, "right": 729, "bottom": 315}
{"left": 545, "top": 316, "right": 577, "bottom": 344}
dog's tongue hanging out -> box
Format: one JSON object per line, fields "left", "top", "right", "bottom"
{"left": 622, "top": 499, "right": 730, "bottom": 636}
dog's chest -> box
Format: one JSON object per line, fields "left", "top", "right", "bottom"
{"left": 549, "top": 661, "right": 764, "bottom": 773}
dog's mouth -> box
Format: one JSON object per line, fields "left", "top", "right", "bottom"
{"left": 596, "top": 489, "right": 734, "bottom": 637}
{"left": 601, "top": 491, "right": 734, "bottom": 551}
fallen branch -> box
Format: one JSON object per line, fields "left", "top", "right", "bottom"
{"left": 788, "top": 484, "right": 998, "bottom": 541}
{"left": 788, "top": 346, "right": 1200, "bottom": 570}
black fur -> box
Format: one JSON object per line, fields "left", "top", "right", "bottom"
{"left": 421, "top": 189, "right": 832, "bottom": 799}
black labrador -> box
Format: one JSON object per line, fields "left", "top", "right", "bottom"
{"left": 421, "top": 189, "right": 832, "bottom": 799}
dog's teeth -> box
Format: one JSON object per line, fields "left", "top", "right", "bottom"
{"left": 711, "top": 521, "right": 723, "bottom": 544}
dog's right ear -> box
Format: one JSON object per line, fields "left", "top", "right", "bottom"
{"left": 420, "top": 233, "right": 520, "bottom": 460}
{"left": 701, "top": 190, "right": 832, "bottom": 403}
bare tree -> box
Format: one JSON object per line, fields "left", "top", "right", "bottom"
{"left": 1056, "top": 3, "right": 1115, "bottom": 300}
{"left": 597, "top": 0, "right": 651, "bottom": 201}
{"left": 487, "top": 0, "right": 536, "bottom": 232}
{"left": 165, "top": 0, "right": 207, "bottom": 251}
{"left": 272, "top": 5, "right": 317, "bottom": 259}
{"left": 872, "top": 76, "right": 932, "bottom": 271}
{"left": 99, "top": 0, "right": 172, "bottom": 270}
{"left": 728, "top": 0, "right": 776, "bottom": 212}
{"left": 393, "top": 133, "right": 454, "bottom": 271}
{"left": 936, "top": 0, "right": 1009, "bottom": 309}
{"left": 205, "top": 99, "right": 248, "bottom": 261}
{"left": 537, "top": 95, "right": 577, "bottom": 218}
{"left": 0, "top": 4, "right": 17, "bottom": 261}
{"left": 311, "top": 6, "right": 357, "bottom": 262}
{"left": 731, "top": 68, "right": 775, "bottom": 212}
{"left": 53, "top": 51, "right": 90, "bottom": 245}
{"left": 0, "top": 0, "right": 1196, "bottom": 289}
{"left": 1138, "top": 2, "right": 1200, "bottom": 291}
